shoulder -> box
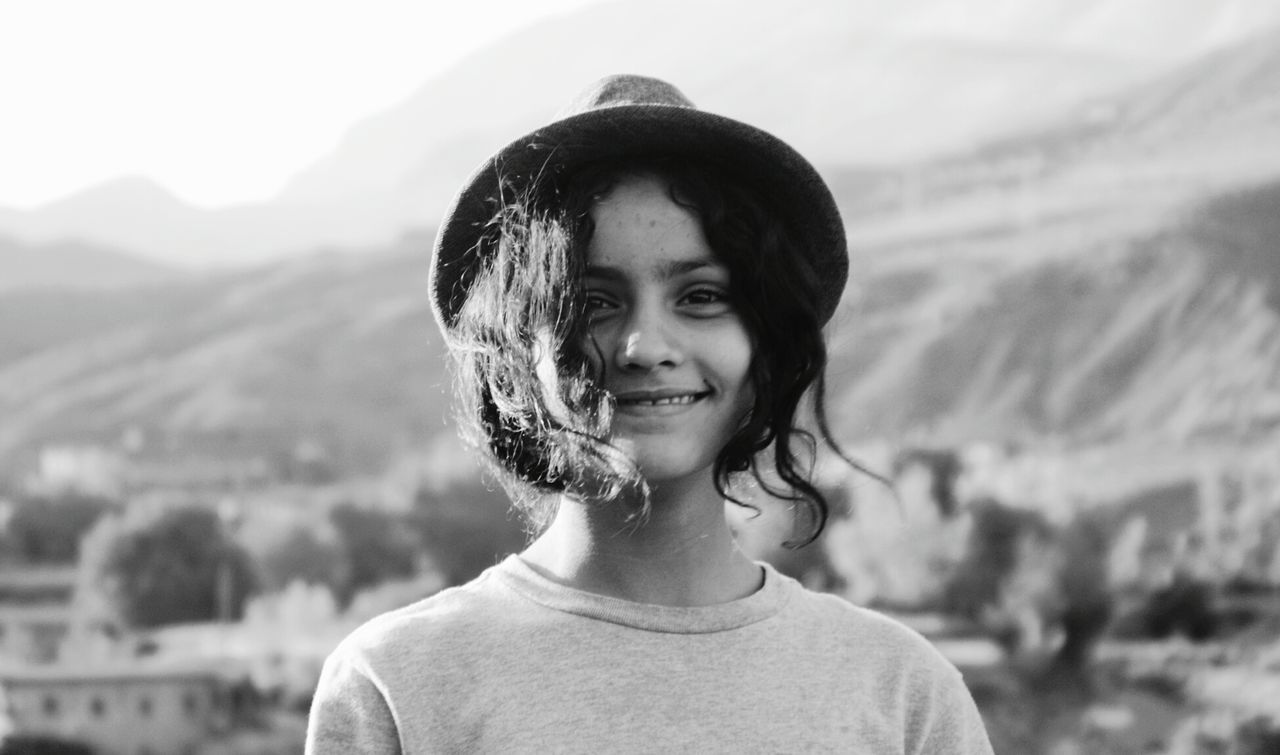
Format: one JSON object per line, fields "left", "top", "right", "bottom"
{"left": 777, "top": 581, "right": 994, "bottom": 754}
{"left": 330, "top": 566, "right": 512, "bottom": 670}
{"left": 781, "top": 576, "right": 953, "bottom": 671}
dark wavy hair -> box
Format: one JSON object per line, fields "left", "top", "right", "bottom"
{"left": 448, "top": 156, "right": 874, "bottom": 545}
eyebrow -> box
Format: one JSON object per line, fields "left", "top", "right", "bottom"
{"left": 584, "top": 258, "right": 723, "bottom": 281}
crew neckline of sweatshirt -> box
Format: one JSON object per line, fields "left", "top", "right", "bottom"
{"left": 491, "top": 554, "right": 791, "bottom": 634}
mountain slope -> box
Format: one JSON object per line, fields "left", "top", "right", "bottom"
{"left": 833, "top": 184, "right": 1280, "bottom": 444}
{"left": 0, "top": 232, "right": 451, "bottom": 475}
{"left": 845, "top": 23, "right": 1280, "bottom": 229}
{"left": 827, "top": 27, "right": 1280, "bottom": 445}
{"left": 0, "top": 234, "right": 177, "bottom": 292}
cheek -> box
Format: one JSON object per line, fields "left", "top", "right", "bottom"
{"left": 716, "top": 325, "right": 755, "bottom": 400}
{"left": 732, "top": 326, "right": 759, "bottom": 422}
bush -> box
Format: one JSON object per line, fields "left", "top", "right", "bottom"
{"left": 256, "top": 526, "right": 349, "bottom": 596}
{"left": 1139, "top": 575, "right": 1219, "bottom": 641}
{"left": 942, "top": 498, "right": 1051, "bottom": 620}
{"left": 80, "top": 505, "right": 259, "bottom": 628}
{"left": 941, "top": 498, "right": 1115, "bottom": 668}
{"left": 329, "top": 503, "right": 421, "bottom": 607}
{"left": 1237, "top": 716, "right": 1280, "bottom": 755}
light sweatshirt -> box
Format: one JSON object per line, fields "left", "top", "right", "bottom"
{"left": 306, "top": 555, "right": 994, "bottom": 754}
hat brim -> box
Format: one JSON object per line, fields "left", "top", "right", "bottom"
{"left": 430, "top": 104, "right": 847, "bottom": 331}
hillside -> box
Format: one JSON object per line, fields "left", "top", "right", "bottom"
{"left": 0, "top": 233, "right": 178, "bottom": 293}
{"left": 284, "top": 0, "right": 1280, "bottom": 204}
{"left": 827, "top": 26, "right": 1280, "bottom": 447}
{"left": 832, "top": 181, "right": 1280, "bottom": 444}
{"left": 0, "top": 232, "right": 451, "bottom": 477}
{"left": 841, "top": 23, "right": 1280, "bottom": 231}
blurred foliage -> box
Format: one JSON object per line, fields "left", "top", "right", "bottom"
{"left": 245, "top": 478, "right": 524, "bottom": 610}
{"left": 255, "top": 525, "right": 349, "bottom": 598}
{"left": 940, "top": 497, "right": 1114, "bottom": 669}
{"left": 893, "top": 448, "right": 962, "bottom": 517}
{"left": 408, "top": 480, "right": 527, "bottom": 587}
{"left": 1, "top": 491, "right": 116, "bottom": 564}
{"left": 1133, "top": 575, "right": 1219, "bottom": 642}
{"left": 328, "top": 502, "right": 421, "bottom": 607}
{"left": 79, "top": 505, "right": 259, "bottom": 628}
{"left": 1052, "top": 513, "right": 1116, "bottom": 667}
{"left": 1236, "top": 716, "right": 1280, "bottom": 755}
{"left": 943, "top": 498, "right": 1053, "bottom": 618}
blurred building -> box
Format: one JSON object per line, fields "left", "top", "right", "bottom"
{"left": 0, "top": 661, "right": 237, "bottom": 755}
{"left": 26, "top": 447, "right": 124, "bottom": 499}
{"left": 0, "top": 567, "right": 79, "bottom": 665}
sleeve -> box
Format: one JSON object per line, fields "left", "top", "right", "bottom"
{"left": 305, "top": 647, "right": 402, "bottom": 755}
{"left": 907, "top": 664, "right": 995, "bottom": 755}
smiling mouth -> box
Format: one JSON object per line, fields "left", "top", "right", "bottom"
{"left": 613, "top": 390, "right": 712, "bottom": 408}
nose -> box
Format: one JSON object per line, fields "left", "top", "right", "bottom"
{"left": 615, "top": 306, "right": 681, "bottom": 371}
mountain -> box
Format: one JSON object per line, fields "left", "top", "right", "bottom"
{"left": 0, "top": 233, "right": 177, "bottom": 293}
{"left": 0, "top": 231, "right": 450, "bottom": 477}
{"left": 280, "top": 0, "right": 1280, "bottom": 208}
{"left": 831, "top": 180, "right": 1280, "bottom": 444}
{"left": 847, "top": 23, "right": 1280, "bottom": 220}
{"left": 2, "top": 0, "right": 1278, "bottom": 270}
{"left": 0, "top": 177, "right": 415, "bottom": 270}
{"left": 826, "top": 25, "right": 1280, "bottom": 446}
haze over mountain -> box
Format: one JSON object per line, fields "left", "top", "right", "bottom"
{"left": 1, "top": 0, "right": 1276, "bottom": 271}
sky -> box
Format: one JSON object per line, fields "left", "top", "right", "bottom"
{"left": 0, "top": 0, "right": 605, "bottom": 210}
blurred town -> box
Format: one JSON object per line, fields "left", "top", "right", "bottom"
{"left": 2, "top": 1, "right": 1280, "bottom": 753}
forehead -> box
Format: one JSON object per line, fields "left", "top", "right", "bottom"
{"left": 585, "top": 173, "right": 718, "bottom": 273}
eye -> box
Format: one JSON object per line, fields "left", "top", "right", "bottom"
{"left": 584, "top": 291, "right": 618, "bottom": 316}
{"left": 683, "top": 288, "right": 724, "bottom": 304}
{"left": 679, "top": 286, "right": 733, "bottom": 313}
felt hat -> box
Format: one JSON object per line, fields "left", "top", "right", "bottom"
{"left": 430, "top": 74, "right": 847, "bottom": 331}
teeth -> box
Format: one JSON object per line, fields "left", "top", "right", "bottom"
{"left": 619, "top": 395, "right": 699, "bottom": 406}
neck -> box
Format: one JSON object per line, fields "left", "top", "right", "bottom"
{"left": 520, "top": 472, "right": 761, "bottom": 606}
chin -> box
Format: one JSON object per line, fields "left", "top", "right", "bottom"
{"left": 630, "top": 448, "right": 719, "bottom": 490}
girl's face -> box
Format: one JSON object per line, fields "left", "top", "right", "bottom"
{"left": 581, "top": 173, "right": 754, "bottom": 489}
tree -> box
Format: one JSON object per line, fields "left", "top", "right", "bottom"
{"left": 942, "top": 498, "right": 1115, "bottom": 669}
{"left": 80, "top": 506, "right": 259, "bottom": 628}
{"left": 3, "top": 492, "right": 115, "bottom": 564}
{"left": 329, "top": 503, "right": 421, "bottom": 606}
{"left": 256, "top": 525, "right": 349, "bottom": 596}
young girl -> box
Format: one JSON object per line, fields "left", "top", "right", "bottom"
{"left": 306, "top": 75, "right": 994, "bottom": 753}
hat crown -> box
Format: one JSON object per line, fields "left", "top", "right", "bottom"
{"left": 556, "top": 74, "right": 695, "bottom": 118}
